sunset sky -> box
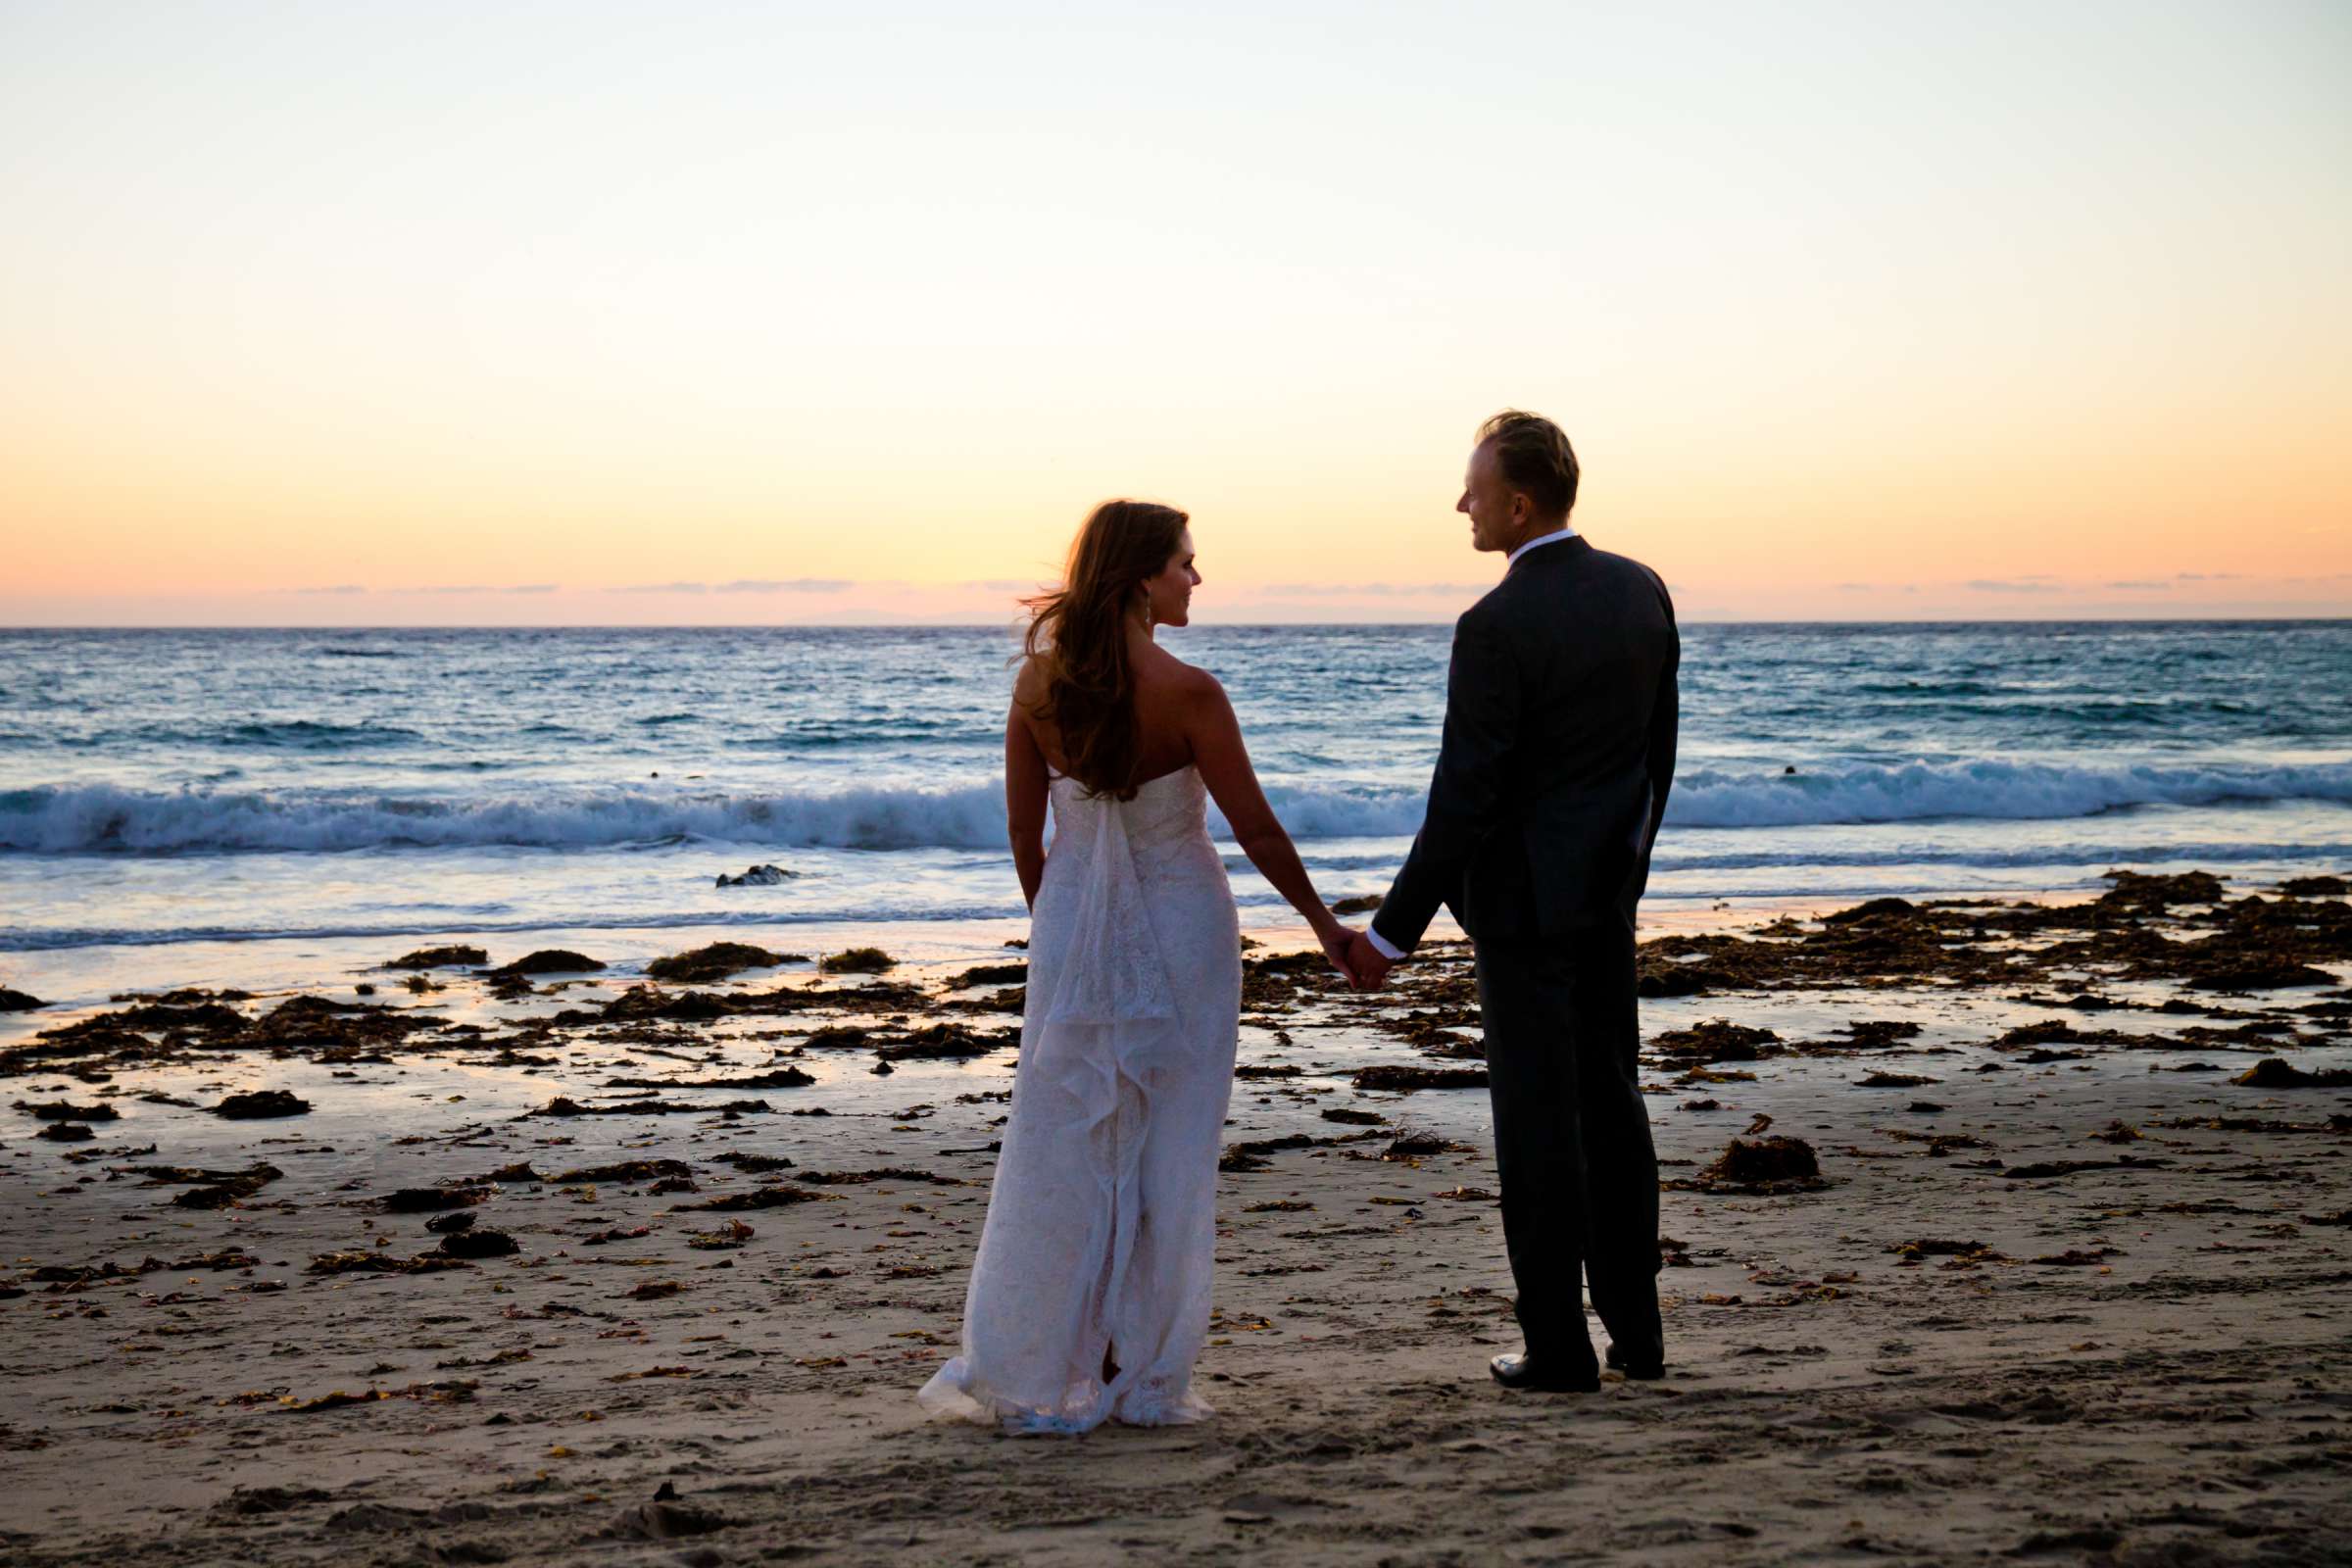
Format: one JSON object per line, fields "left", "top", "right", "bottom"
{"left": 2, "top": 1, "right": 2347, "bottom": 625}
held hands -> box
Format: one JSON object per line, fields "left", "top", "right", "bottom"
{"left": 1313, "top": 915, "right": 1396, "bottom": 992}
{"left": 1345, "top": 928, "right": 1395, "bottom": 992}
{"left": 1314, "top": 918, "right": 1364, "bottom": 989}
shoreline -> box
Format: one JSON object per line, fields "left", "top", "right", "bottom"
{"left": 0, "top": 881, "right": 2117, "bottom": 1026}
{"left": 2, "top": 870, "right": 2348, "bottom": 1564}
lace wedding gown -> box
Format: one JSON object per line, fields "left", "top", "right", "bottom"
{"left": 918, "top": 766, "right": 1242, "bottom": 1433}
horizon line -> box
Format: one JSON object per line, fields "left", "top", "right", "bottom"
{"left": 7, "top": 614, "right": 2352, "bottom": 633}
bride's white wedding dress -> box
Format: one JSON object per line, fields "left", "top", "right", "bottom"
{"left": 918, "top": 765, "right": 1242, "bottom": 1434}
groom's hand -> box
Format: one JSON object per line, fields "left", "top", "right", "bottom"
{"left": 1345, "top": 930, "right": 1395, "bottom": 992}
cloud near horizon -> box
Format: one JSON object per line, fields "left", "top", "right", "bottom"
{"left": 282, "top": 583, "right": 561, "bottom": 595}
{"left": 712, "top": 578, "right": 856, "bottom": 595}
{"left": 1260, "top": 582, "right": 1491, "bottom": 597}
{"left": 610, "top": 578, "right": 856, "bottom": 595}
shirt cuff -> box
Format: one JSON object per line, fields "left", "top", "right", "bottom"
{"left": 1363, "top": 926, "right": 1408, "bottom": 962}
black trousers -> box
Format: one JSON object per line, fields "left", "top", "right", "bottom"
{"left": 1473, "top": 911, "right": 1662, "bottom": 1369}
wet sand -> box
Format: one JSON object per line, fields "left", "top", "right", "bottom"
{"left": 3, "top": 872, "right": 2349, "bottom": 1566}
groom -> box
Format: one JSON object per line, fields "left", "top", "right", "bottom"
{"left": 1348, "top": 411, "right": 1679, "bottom": 1393}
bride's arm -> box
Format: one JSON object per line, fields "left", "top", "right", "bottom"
{"left": 1184, "top": 671, "right": 1356, "bottom": 972}
{"left": 1004, "top": 693, "right": 1049, "bottom": 913}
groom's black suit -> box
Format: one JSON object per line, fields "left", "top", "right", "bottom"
{"left": 1371, "top": 533, "right": 1679, "bottom": 1374}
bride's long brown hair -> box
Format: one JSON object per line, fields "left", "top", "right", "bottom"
{"left": 1020, "top": 499, "right": 1190, "bottom": 802}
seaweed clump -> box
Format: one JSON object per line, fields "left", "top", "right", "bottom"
{"left": 647, "top": 943, "right": 798, "bottom": 983}
{"left": 1626, "top": 873, "right": 2350, "bottom": 998}
{"left": 387, "top": 946, "right": 487, "bottom": 969}
{"left": 2234, "top": 1057, "right": 2352, "bottom": 1090}
{"left": 1647, "top": 1021, "right": 1780, "bottom": 1063}
{"left": 492, "top": 950, "right": 606, "bottom": 976}
{"left": 1666, "top": 1136, "right": 1827, "bottom": 1195}
{"left": 213, "top": 1090, "right": 311, "bottom": 1119}
{"left": 1351, "top": 1065, "right": 1490, "bottom": 1093}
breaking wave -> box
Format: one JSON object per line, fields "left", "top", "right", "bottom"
{"left": 3, "top": 758, "right": 2348, "bottom": 856}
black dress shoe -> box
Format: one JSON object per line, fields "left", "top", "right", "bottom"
{"left": 1605, "top": 1344, "right": 1665, "bottom": 1381}
{"left": 1489, "top": 1351, "right": 1600, "bottom": 1393}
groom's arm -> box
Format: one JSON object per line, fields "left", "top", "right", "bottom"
{"left": 1370, "top": 606, "right": 1520, "bottom": 956}
{"left": 1642, "top": 572, "right": 1680, "bottom": 858}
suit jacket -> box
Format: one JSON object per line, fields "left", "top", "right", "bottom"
{"left": 1372, "top": 536, "right": 1679, "bottom": 950}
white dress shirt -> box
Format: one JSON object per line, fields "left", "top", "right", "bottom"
{"left": 1504, "top": 523, "right": 1579, "bottom": 567}
{"left": 1362, "top": 522, "right": 1578, "bottom": 961}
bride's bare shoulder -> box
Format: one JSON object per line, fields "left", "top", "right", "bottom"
{"left": 1010, "top": 652, "right": 1050, "bottom": 708}
{"left": 1137, "top": 647, "right": 1225, "bottom": 710}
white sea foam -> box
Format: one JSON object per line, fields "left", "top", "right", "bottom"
{"left": 0, "top": 782, "right": 1011, "bottom": 854}
{"left": 5, "top": 758, "right": 2350, "bottom": 856}
{"left": 1644, "top": 839, "right": 2352, "bottom": 874}
{"left": 1665, "top": 759, "right": 2352, "bottom": 829}
{"left": 0, "top": 906, "right": 1030, "bottom": 954}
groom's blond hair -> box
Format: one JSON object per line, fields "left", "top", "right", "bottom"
{"left": 1477, "top": 410, "right": 1580, "bottom": 519}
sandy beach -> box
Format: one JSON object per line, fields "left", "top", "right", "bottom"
{"left": 4, "top": 871, "right": 2349, "bottom": 1567}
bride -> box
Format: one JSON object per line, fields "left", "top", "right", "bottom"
{"left": 918, "top": 499, "right": 1361, "bottom": 1434}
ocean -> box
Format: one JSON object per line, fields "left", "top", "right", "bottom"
{"left": 3, "top": 622, "right": 2349, "bottom": 961}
